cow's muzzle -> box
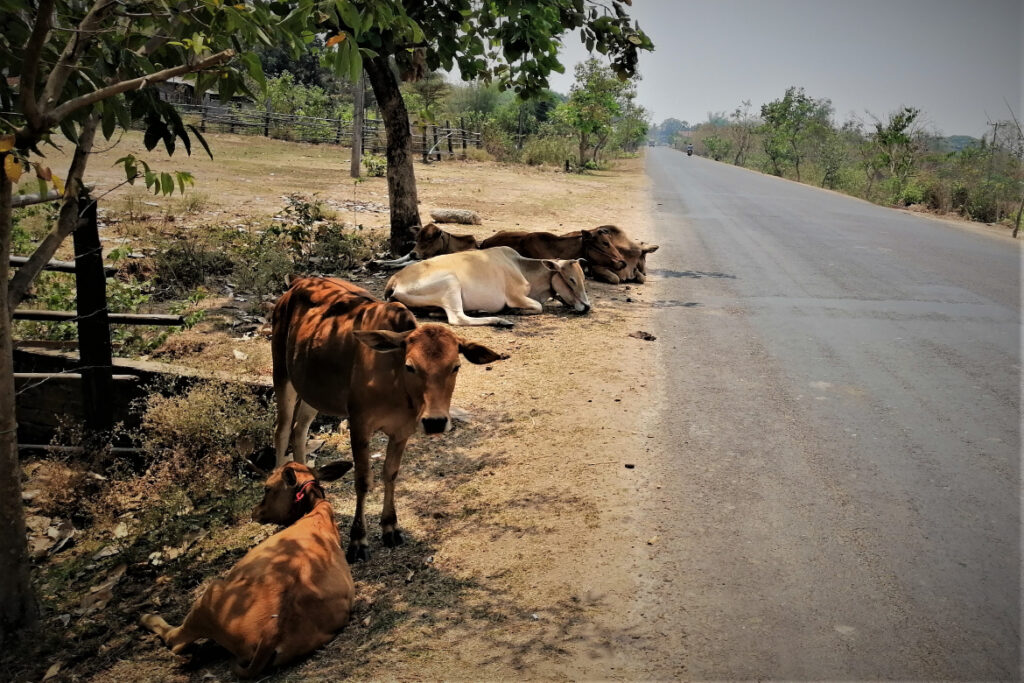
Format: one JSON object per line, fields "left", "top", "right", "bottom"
{"left": 422, "top": 416, "right": 449, "bottom": 434}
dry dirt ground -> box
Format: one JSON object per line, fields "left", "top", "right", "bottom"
{"left": 11, "top": 132, "right": 671, "bottom": 681}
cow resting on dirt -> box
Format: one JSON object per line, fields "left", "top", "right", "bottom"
{"left": 376, "top": 222, "right": 478, "bottom": 268}
{"left": 141, "top": 460, "right": 355, "bottom": 679}
{"left": 271, "top": 277, "right": 506, "bottom": 561}
{"left": 479, "top": 226, "right": 627, "bottom": 275}
{"left": 385, "top": 246, "right": 591, "bottom": 327}
{"left": 589, "top": 225, "right": 659, "bottom": 284}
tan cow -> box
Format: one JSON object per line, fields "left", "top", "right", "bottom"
{"left": 141, "top": 460, "right": 354, "bottom": 679}
{"left": 384, "top": 246, "right": 590, "bottom": 327}
{"left": 588, "top": 225, "right": 659, "bottom": 284}
{"left": 376, "top": 223, "right": 478, "bottom": 268}
{"left": 479, "top": 227, "right": 627, "bottom": 274}
{"left": 271, "top": 277, "right": 505, "bottom": 561}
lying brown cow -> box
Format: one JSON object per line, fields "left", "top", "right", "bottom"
{"left": 376, "top": 223, "right": 478, "bottom": 268}
{"left": 480, "top": 227, "right": 626, "bottom": 274}
{"left": 141, "top": 460, "right": 354, "bottom": 678}
{"left": 589, "top": 225, "right": 659, "bottom": 284}
{"left": 272, "top": 277, "right": 505, "bottom": 561}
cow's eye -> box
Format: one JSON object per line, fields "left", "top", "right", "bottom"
{"left": 405, "top": 364, "right": 416, "bottom": 374}
{"left": 569, "top": 277, "right": 576, "bottom": 285}
{"left": 451, "top": 365, "right": 461, "bottom": 374}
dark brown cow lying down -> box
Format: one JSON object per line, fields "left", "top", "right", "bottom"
{"left": 271, "top": 277, "right": 506, "bottom": 561}
{"left": 141, "top": 460, "right": 354, "bottom": 679}
{"left": 480, "top": 227, "right": 627, "bottom": 274}
{"left": 376, "top": 223, "right": 478, "bottom": 268}
{"left": 590, "top": 225, "right": 659, "bottom": 284}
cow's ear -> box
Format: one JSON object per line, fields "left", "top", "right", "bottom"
{"left": 541, "top": 259, "right": 559, "bottom": 271}
{"left": 410, "top": 224, "right": 423, "bottom": 236}
{"left": 316, "top": 460, "right": 354, "bottom": 482}
{"left": 459, "top": 340, "right": 509, "bottom": 365}
{"left": 282, "top": 466, "right": 298, "bottom": 487}
{"left": 642, "top": 243, "right": 660, "bottom": 254}
{"left": 354, "top": 329, "right": 409, "bottom": 352}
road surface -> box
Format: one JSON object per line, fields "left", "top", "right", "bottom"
{"left": 633, "top": 147, "right": 1019, "bottom": 679}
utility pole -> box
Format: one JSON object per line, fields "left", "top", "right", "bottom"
{"left": 350, "top": 71, "right": 366, "bottom": 178}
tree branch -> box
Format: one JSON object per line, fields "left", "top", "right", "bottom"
{"left": 38, "top": 0, "right": 119, "bottom": 117}
{"left": 8, "top": 113, "right": 99, "bottom": 311}
{"left": 19, "top": 0, "right": 56, "bottom": 130}
{"left": 44, "top": 49, "right": 234, "bottom": 127}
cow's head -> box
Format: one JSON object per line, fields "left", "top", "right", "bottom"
{"left": 635, "top": 242, "right": 659, "bottom": 276}
{"left": 412, "top": 223, "right": 447, "bottom": 260}
{"left": 252, "top": 460, "right": 353, "bottom": 525}
{"left": 545, "top": 259, "right": 591, "bottom": 314}
{"left": 581, "top": 228, "right": 627, "bottom": 271}
{"left": 353, "top": 325, "right": 506, "bottom": 434}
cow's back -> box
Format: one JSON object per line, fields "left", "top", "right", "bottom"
{"left": 272, "top": 277, "right": 415, "bottom": 416}
{"left": 480, "top": 231, "right": 580, "bottom": 260}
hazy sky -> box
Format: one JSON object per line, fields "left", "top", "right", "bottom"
{"left": 548, "top": 0, "right": 1023, "bottom": 137}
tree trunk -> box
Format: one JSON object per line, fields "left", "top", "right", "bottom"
{"left": 1013, "top": 194, "right": 1023, "bottom": 238}
{"left": 0, "top": 169, "right": 38, "bottom": 643}
{"left": 579, "top": 132, "right": 589, "bottom": 168}
{"left": 8, "top": 114, "right": 98, "bottom": 310}
{"left": 363, "top": 55, "right": 419, "bottom": 256}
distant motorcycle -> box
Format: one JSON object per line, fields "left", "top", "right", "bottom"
{"left": 686, "top": 145, "right": 693, "bottom": 157}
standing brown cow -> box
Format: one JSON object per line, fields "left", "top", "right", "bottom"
{"left": 271, "top": 277, "right": 506, "bottom": 561}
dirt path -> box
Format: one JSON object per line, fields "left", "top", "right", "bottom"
{"left": 17, "top": 133, "right": 676, "bottom": 681}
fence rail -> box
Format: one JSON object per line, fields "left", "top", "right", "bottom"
{"left": 167, "top": 102, "right": 482, "bottom": 158}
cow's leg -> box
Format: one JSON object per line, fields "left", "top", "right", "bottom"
{"left": 504, "top": 292, "right": 544, "bottom": 315}
{"left": 437, "top": 286, "right": 513, "bottom": 327}
{"left": 141, "top": 612, "right": 205, "bottom": 655}
{"left": 632, "top": 270, "right": 646, "bottom": 284}
{"left": 347, "top": 422, "right": 373, "bottom": 563}
{"left": 376, "top": 251, "right": 415, "bottom": 268}
{"left": 380, "top": 435, "right": 409, "bottom": 547}
{"left": 590, "top": 266, "right": 622, "bottom": 284}
{"left": 273, "top": 382, "right": 299, "bottom": 467}
{"left": 288, "top": 400, "right": 318, "bottom": 465}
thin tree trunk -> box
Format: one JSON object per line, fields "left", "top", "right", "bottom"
{"left": 363, "top": 55, "right": 419, "bottom": 255}
{"left": 1013, "top": 194, "right": 1023, "bottom": 238}
{"left": 579, "top": 132, "right": 589, "bottom": 168}
{"left": 8, "top": 114, "right": 98, "bottom": 310}
{"left": 0, "top": 169, "right": 38, "bottom": 642}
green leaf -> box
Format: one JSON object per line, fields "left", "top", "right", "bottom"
{"left": 101, "top": 100, "right": 116, "bottom": 140}
{"left": 347, "top": 39, "right": 362, "bottom": 81}
{"left": 160, "top": 172, "right": 174, "bottom": 195}
{"left": 187, "top": 125, "right": 214, "bottom": 160}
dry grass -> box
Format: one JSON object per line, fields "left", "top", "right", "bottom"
{"left": 8, "top": 131, "right": 660, "bottom": 681}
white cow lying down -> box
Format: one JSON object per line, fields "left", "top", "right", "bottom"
{"left": 385, "top": 246, "right": 591, "bottom": 327}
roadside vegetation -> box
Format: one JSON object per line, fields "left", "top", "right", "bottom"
{"left": 653, "top": 87, "right": 1024, "bottom": 236}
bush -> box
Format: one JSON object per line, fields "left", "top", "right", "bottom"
{"left": 520, "top": 136, "right": 575, "bottom": 166}
{"left": 362, "top": 153, "right": 387, "bottom": 177}
{"left": 229, "top": 229, "right": 294, "bottom": 297}
{"left": 463, "top": 147, "right": 494, "bottom": 162}
{"left": 152, "top": 236, "right": 234, "bottom": 298}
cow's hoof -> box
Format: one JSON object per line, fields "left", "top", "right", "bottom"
{"left": 382, "top": 529, "right": 404, "bottom": 547}
{"left": 495, "top": 319, "right": 515, "bottom": 329}
{"left": 346, "top": 543, "right": 370, "bottom": 563}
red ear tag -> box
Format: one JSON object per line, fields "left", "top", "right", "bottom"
{"left": 294, "top": 480, "right": 317, "bottom": 503}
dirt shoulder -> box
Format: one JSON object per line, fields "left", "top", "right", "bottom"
{"left": 15, "top": 133, "right": 665, "bottom": 680}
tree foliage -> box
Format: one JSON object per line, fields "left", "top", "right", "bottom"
{"left": 759, "top": 86, "right": 832, "bottom": 181}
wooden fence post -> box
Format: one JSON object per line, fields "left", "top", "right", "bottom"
{"left": 422, "top": 125, "right": 429, "bottom": 163}
{"left": 264, "top": 99, "right": 271, "bottom": 137}
{"left": 446, "top": 120, "right": 454, "bottom": 158}
{"left": 432, "top": 125, "right": 441, "bottom": 162}
{"left": 199, "top": 104, "right": 207, "bottom": 133}
{"left": 71, "top": 196, "right": 113, "bottom": 433}
{"left": 461, "top": 117, "right": 468, "bottom": 158}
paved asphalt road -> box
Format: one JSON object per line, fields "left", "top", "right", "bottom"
{"left": 635, "top": 147, "right": 1019, "bottom": 679}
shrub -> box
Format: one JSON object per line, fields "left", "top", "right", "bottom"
{"left": 151, "top": 237, "right": 234, "bottom": 298}
{"left": 362, "top": 153, "right": 387, "bottom": 177}
{"left": 520, "top": 136, "right": 575, "bottom": 166}
{"left": 229, "top": 228, "right": 294, "bottom": 297}
{"left": 463, "top": 147, "right": 494, "bottom": 162}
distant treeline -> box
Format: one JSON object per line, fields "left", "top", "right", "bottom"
{"left": 650, "top": 88, "right": 1024, "bottom": 236}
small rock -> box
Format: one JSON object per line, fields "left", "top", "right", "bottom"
{"left": 628, "top": 331, "right": 657, "bottom": 341}
{"left": 647, "top": 536, "right": 659, "bottom": 545}
{"left": 624, "top": 463, "right": 635, "bottom": 469}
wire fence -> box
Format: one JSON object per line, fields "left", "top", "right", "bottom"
{"left": 165, "top": 102, "right": 482, "bottom": 158}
